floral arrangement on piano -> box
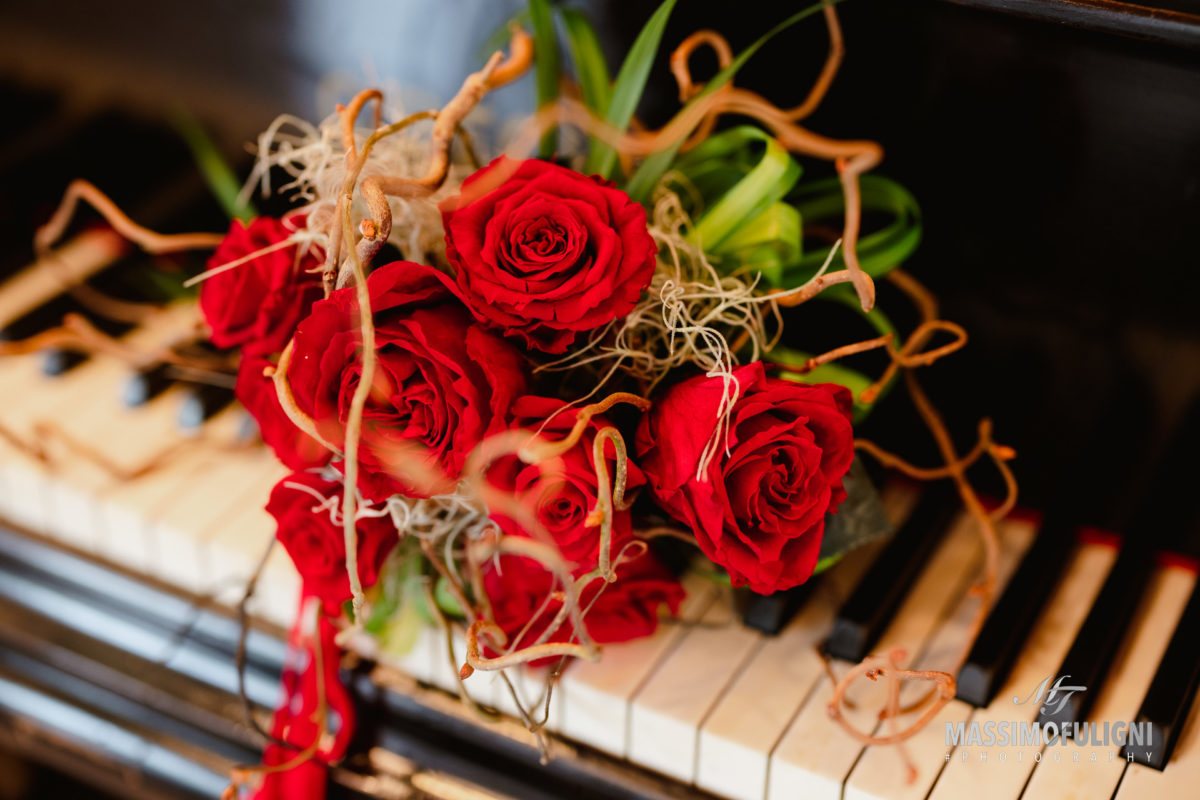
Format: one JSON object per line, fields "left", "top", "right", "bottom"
{"left": 28, "top": 1, "right": 1020, "bottom": 797}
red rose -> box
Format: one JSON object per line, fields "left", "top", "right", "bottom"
{"left": 440, "top": 157, "right": 657, "bottom": 354}
{"left": 287, "top": 261, "right": 529, "bottom": 501}
{"left": 266, "top": 471, "right": 398, "bottom": 611}
{"left": 200, "top": 215, "right": 323, "bottom": 356}
{"left": 636, "top": 362, "right": 854, "bottom": 594}
{"left": 487, "top": 395, "right": 645, "bottom": 566}
{"left": 483, "top": 545, "right": 683, "bottom": 659}
{"left": 236, "top": 354, "right": 330, "bottom": 471}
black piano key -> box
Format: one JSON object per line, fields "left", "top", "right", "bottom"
{"left": 740, "top": 581, "right": 816, "bottom": 635}
{"left": 40, "top": 347, "right": 89, "bottom": 376}
{"left": 956, "top": 511, "right": 1075, "bottom": 707}
{"left": 1039, "top": 545, "right": 1153, "bottom": 731}
{"left": 124, "top": 362, "right": 174, "bottom": 407}
{"left": 823, "top": 482, "right": 958, "bottom": 661}
{"left": 1048, "top": 395, "right": 1200, "bottom": 735}
{"left": 178, "top": 384, "right": 236, "bottom": 430}
{"left": 1124, "top": 578, "right": 1200, "bottom": 769}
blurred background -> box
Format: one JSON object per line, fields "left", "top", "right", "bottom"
{"left": 0, "top": 0, "right": 1197, "bottom": 796}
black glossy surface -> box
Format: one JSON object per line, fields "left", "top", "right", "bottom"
{"left": 1042, "top": 396, "right": 1200, "bottom": 731}
{"left": 823, "top": 483, "right": 958, "bottom": 661}
{"left": 740, "top": 581, "right": 816, "bottom": 636}
{"left": 177, "top": 383, "right": 236, "bottom": 430}
{"left": 956, "top": 512, "right": 1075, "bottom": 707}
{"left": 1037, "top": 545, "right": 1152, "bottom": 729}
{"left": 1124, "top": 581, "right": 1200, "bottom": 768}
{"left": 125, "top": 362, "right": 175, "bottom": 407}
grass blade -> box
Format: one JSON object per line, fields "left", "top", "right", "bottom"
{"left": 169, "top": 107, "right": 254, "bottom": 222}
{"left": 626, "top": 0, "right": 842, "bottom": 201}
{"left": 585, "top": 0, "right": 677, "bottom": 178}
{"left": 561, "top": 8, "right": 611, "bottom": 114}
{"left": 529, "top": 0, "right": 560, "bottom": 159}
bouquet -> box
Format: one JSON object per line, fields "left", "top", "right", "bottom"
{"left": 32, "top": 1, "right": 1017, "bottom": 796}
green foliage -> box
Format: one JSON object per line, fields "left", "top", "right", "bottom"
{"left": 561, "top": 8, "right": 612, "bottom": 115}
{"left": 783, "top": 174, "right": 922, "bottom": 285}
{"left": 529, "top": 0, "right": 561, "bottom": 158}
{"left": 584, "top": 0, "right": 678, "bottom": 178}
{"left": 169, "top": 107, "right": 254, "bottom": 223}
{"left": 365, "top": 543, "right": 427, "bottom": 657}
{"left": 627, "top": 0, "right": 843, "bottom": 201}
{"left": 675, "top": 126, "right": 803, "bottom": 284}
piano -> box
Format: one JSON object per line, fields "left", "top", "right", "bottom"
{"left": 0, "top": 1, "right": 1198, "bottom": 799}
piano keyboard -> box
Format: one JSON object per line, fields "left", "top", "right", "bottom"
{"left": 1, "top": 90, "right": 1199, "bottom": 800}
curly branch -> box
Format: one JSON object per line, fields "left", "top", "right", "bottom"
{"left": 35, "top": 179, "right": 224, "bottom": 257}
{"left": 463, "top": 619, "right": 598, "bottom": 676}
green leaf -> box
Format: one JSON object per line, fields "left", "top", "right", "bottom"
{"left": 782, "top": 174, "right": 922, "bottom": 284}
{"left": 812, "top": 552, "right": 843, "bottom": 576}
{"left": 626, "top": 0, "right": 844, "bottom": 202}
{"left": 377, "top": 587, "right": 425, "bottom": 658}
{"left": 169, "top": 107, "right": 254, "bottom": 222}
{"left": 529, "top": 0, "right": 560, "bottom": 159}
{"left": 433, "top": 575, "right": 465, "bottom": 618}
{"left": 716, "top": 202, "right": 801, "bottom": 285}
{"left": 687, "top": 127, "right": 802, "bottom": 254}
{"left": 561, "top": 8, "right": 611, "bottom": 114}
{"left": 584, "top": 0, "right": 678, "bottom": 178}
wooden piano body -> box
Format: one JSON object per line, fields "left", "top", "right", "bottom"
{"left": 0, "top": 1, "right": 1198, "bottom": 798}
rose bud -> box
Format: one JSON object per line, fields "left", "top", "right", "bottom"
{"left": 636, "top": 362, "right": 855, "bottom": 595}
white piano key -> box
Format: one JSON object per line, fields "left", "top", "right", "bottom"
{"left": 0, "top": 233, "right": 128, "bottom": 524}
{"left": 0, "top": 355, "right": 72, "bottom": 535}
{"left": 93, "top": 407, "right": 247, "bottom": 572}
{"left": 57, "top": 384, "right": 206, "bottom": 554}
{"left": 844, "top": 515, "right": 1039, "bottom": 800}
{"left": 628, "top": 585, "right": 762, "bottom": 782}
{"left": 481, "top": 667, "right": 524, "bottom": 719}
{"left": 472, "top": 663, "right": 542, "bottom": 724}
{"left": 204, "top": 474, "right": 288, "bottom": 604}
{"left": 151, "top": 447, "right": 281, "bottom": 594}
{"left": 1021, "top": 563, "right": 1195, "bottom": 800}
{"left": 0, "top": 229, "right": 127, "bottom": 326}
{"left": 766, "top": 511, "right": 998, "bottom": 800}
{"left": 424, "top": 625, "right": 495, "bottom": 709}
{"left": 0, "top": 448, "right": 54, "bottom": 535}
{"left": 558, "top": 572, "right": 719, "bottom": 758}
{"left": 1116, "top": 666, "right": 1200, "bottom": 800}
{"left": 695, "top": 544, "right": 879, "bottom": 800}
{"left": 0, "top": 303, "right": 200, "bottom": 549}
{"left": 695, "top": 483, "right": 913, "bottom": 800}
{"left": 924, "top": 539, "right": 1118, "bottom": 800}
{"left": 522, "top": 665, "right": 563, "bottom": 732}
